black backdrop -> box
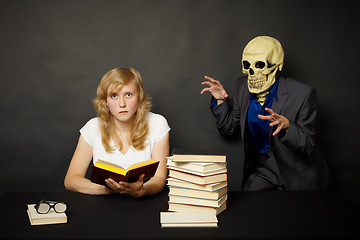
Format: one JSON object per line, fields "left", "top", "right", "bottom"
{"left": 1, "top": 0, "right": 359, "bottom": 204}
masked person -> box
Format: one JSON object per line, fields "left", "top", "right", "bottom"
{"left": 201, "top": 36, "right": 331, "bottom": 190}
{"left": 65, "top": 67, "right": 170, "bottom": 197}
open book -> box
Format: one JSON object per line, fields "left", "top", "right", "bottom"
{"left": 91, "top": 159, "right": 159, "bottom": 185}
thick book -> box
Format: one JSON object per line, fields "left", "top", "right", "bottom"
{"left": 167, "top": 157, "right": 227, "bottom": 173}
{"left": 168, "top": 201, "right": 227, "bottom": 215}
{"left": 171, "top": 148, "right": 226, "bottom": 163}
{"left": 167, "top": 178, "right": 228, "bottom": 192}
{"left": 169, "top": 186, "right": 228, "bottom": 200}
{"left": 91, "top": 159, "right": 159, "bottom": 185}
{"left": 160, "top": 212, "right": 218, "bottom": 228}
{"left": 169, "top": 193, "right": 228, "bottom": 208}
{"left": 167, "top": 165, "right": 227, "bottom": 176}
{"left": 168, "top": 169, "right": 227, "bottom": 185}
{"left": 27, "top": 204, "right": 67, "bottom": 225}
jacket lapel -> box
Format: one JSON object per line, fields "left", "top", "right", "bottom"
{"left": 240, "top": 81, "right": 250, "bottom": 140}
{"left": 269, "top": 76, "right": 288, "bottom": 137}
{"left": 272, "top": 76, "right": 288, "bottom": 115}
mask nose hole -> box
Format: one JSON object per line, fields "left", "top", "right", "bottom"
{"left": 249, "top": 68, "right": 254, "bottom": 75}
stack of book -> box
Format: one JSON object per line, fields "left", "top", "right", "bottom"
{"left": 166, "top": 148, "right": 228, "bottom": 217}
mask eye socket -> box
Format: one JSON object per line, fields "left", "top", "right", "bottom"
{"left": 267, "top": 60, "right": 276, "bottom": 68}
{"left": 242, "top": 61, "right": 250, "bottom": 69}
{"left": 255, "top": 61, "right": 265, "bottom": 69}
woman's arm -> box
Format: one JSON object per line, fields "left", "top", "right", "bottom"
{"left": 143, "top": 131, "right": 170, "bottom": 195}
{"left": 105, "top": 132, "right": 170, "bottom": 197}
{"left": 64, "top": 135, "right": 113, "bottom": 195}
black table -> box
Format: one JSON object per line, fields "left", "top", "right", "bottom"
{"left": 0, "top": 190, "right": 359, "bottom": 240}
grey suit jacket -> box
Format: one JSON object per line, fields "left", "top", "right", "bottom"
{"left": 211, "top": 76, "right": 332, "bottom": 190}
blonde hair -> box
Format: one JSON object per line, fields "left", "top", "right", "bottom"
{"left": 93, "top": 67, "right": 152, "bottom": 153}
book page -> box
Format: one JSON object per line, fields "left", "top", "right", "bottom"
{"left": 95, "top": 159, "right": 159, "bottom": 176}
{"left": 97, "top": 159, "right": 126, "bottom": 170}
{"left": 127, "top": 159, "right": 159, "bottom": 170}
{"left": 95, "top": 161, "right": 127, "bottom": 175}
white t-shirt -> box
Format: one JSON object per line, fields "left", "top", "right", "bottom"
{"left": 80, "top": 112, "right": 170, "bottom": 169}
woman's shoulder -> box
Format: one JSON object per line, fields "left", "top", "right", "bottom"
{"left": 79, "top": 117, "right": 101, "bottom": 146}
{"left": 147, "top": 112, "right": 170, "bottom": 142}
{"left": 81, "top": 117, "right": 100, "bottom": 132}
{"left": 147, "top": 112, "right": 168, "bottom": 123}
{"left": 84, "top": 117, "right": 100, "bottom": 127}
{"left": 147, "top": 112, "right": 170, "bottom": 131}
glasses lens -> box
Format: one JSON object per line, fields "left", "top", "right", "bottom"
{"left": 37, "top": 203, "right": 50, "bottom": 214}
{"left": 54, "top": 203, "right": 67, "bottom": 213}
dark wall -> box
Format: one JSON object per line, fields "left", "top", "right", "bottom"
{"left": 1, "top": 0, "right": 359, "bottom": 204}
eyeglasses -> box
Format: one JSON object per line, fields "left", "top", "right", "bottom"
{"left": 35, "top": 199, "right": 67, "bottom": 214}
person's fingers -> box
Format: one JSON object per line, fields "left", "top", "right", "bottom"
{"left": 204, "top": 75, "right": 216, "bottom": 82}
{"left": 137, "top": 174, "right": 145, "bottom": 182}
{"left": 201, "top": 81, "right": 212, "bottom": 87}
{"left": 264, "top": 108, "right": 274, "bottom": 114}
{"left": 272, "top": 125, "right": 282, "bottom": 136}
{"left": 105, "top": 179, "right": 117, "bottom": 190}
{"left": 200, "top": 87, "right": 211, "bottom": 94}
{"left": 269, "top": 119, "right": 280, "bottom": 126}
{"left": 204, "top": 76, "right": 223, "bottom": 86}
{"left": 258, "top": 114, "right": 272, "bottom": 120}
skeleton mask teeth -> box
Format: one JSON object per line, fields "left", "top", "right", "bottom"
{"left": 248, "top": 75, "right": 267, "bottom": 89}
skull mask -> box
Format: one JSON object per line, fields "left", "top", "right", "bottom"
{"left": 242, "top": 36, "right": 284, "bottom": 94}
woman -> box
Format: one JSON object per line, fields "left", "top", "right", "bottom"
{"left": 64, "top": 67, "right": 170, "bottom": 197}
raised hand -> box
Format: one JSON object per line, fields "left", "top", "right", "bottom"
{"left": 258, "top": 108, "right": 289, "bottom": 136}
{"left": 200, "top": 76, "right": 229, "bottom": 104}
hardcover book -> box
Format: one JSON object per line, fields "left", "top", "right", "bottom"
{"left": 167, "top": 178, "right": 227, "bottom": 192}
{"left": 160, "top": 212, "right": 218, "bottom": 227}
{"left": 168, "top": 201, "right": 227, "bottom": 215}
{"left": 169, "top": 186, "right": 228, "bottom": 200}
{"left": 168, "top": 169, "right": 227, "bottom": 185}
{"left": 171, "top": 148, "right": 226, "bottom": 163}
{"left": 167, "top": 165, "right": 227, "bottom": 176}
{"left": 169, "top": 193, "right": 228, "bottom": 208}
{"left": 91, "top": 159, "right": 159, "bottom": 185}
{"left": 167, "top": 157, "right": 227, "bottom": 172}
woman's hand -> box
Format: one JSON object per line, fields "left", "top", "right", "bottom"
{"left": 105, "top": 174, "right": 145, "bottom": 198}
